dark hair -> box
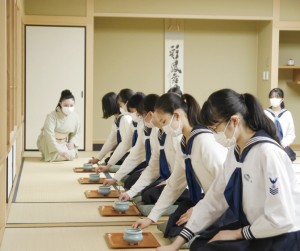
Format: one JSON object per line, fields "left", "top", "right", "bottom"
{"left": 102, "top": 92, "right": 120, "bottom": 119}
{"left": 116, "top": 88, "right": 135, "bottom": 105}
{"left": 200, "top": 88, "right": 280, "bottom": 143}
{"left": 155, "top": 93, "right": 201, "bottom": 127}
{"left": 268, "top": 88, "right": 285, "bottom": 109}
{"left": 137, "top": 94, "right": 160, "bottom": 115}
{"left": 167, "top": 85, "right": 183, "bottom": 96}
{"left": 127, "top": 92, "right": 146, "bottom": 112}
{"left": 57, "top": 89, "right": 75, "bottom": 108}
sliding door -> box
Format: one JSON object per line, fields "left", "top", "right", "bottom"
{"left": 25, "top": 25, "right": 85, "bottom": 150}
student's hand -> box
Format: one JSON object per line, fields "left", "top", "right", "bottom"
{"left": 156, "top": 236, "right": 186, "bottom": 251}
{"left": 156, "top": 245, "right": 178, "bottom": 251}
{"left": 103, "top": 178, "right": 117, "bottom": 186}
{"left": 66, "top": 142, "right": 75, "bottom": 150}
{"left": 89, "top": 158, "right": 99, "bottom": 165}
{"left": 96, "top": 165, "right": 109, "bottom": 173}
{"left": 132, "top": 218, "right": 152, "bottom": 229}
{"left": 208, "top": 228, "right": 243, "bottom": 243}
{"left": 119, "top": 192, "right": 130, "bottom": 201}
{"left": 176, "top": 207, "right": 193, "bottom": 226}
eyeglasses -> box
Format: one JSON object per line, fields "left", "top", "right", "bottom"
{"left": 208, "top": 121, "right": 224, "bottom": 133}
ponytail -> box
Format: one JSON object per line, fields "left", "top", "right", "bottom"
{"left": 155, "top": 93, "right": 201, "bottom": 127}
{"left": 243, "top": 94, "right": 279, "bottom": 143}
{"left": 182, "top": 94, "right": 201, "bottom": 126}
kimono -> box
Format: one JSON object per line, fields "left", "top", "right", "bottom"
{"left": 37, "top": 107, "right": 80, "bottom": 162}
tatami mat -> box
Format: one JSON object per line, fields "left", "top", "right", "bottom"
{"left": 7, "top": 202, "right": 141, "bottom": 225}
{"left": 15, "top": 157, "right": 120, "bottom": 202}
{"left": 0, "top": 225, "right": 170, "bottom": 251}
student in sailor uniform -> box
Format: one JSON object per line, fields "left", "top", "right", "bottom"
{"left": 264, "top": 88, "right": 296, "bottom": 161}
{"left": 127, "top": 92, "right": 146, "bottom": 147}
{"left": 89, "top": 90, "right": 134, "bottom": 171}
{"left": 103, "top": 94, "right": 161, "bottom": 190}
{"left": 120, "top": 85, "right": 187, "bottom": 203}
{"left": 158, "top": 88, "right": 300, "bottom": 251}
{"left": 118, "top": 101, "right": 189, "bottom": 205}
{"left": 132, "top": 93, "right": 228, "bottom": 239}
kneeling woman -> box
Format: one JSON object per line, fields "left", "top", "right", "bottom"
{"left": 158, "top": 88, "right": 300, "bottom": 251}
{"left": 37, "top": 89, "right": 80, "bottom": 162}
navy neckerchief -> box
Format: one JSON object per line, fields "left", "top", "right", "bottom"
{"left": 115, "top": 115, "right": 123, "bottom": 144}
{"left": 181, "top": 124, "right": 212, "bottom": 204}
{"left": 158, "top": 130, "right": 170, "bottom": 180}
{"left": 132, "top": 121, "right": 138, "bottom": 147}
{"left": 144, "top": 127, "right": 152, "bottom": 164}
{"left": 224, "top": 130, "right": 281, "bottom": 226}
{"left": 265, "top": 109, "right": 287, "bottom": 140}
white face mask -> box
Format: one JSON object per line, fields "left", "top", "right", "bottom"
{"left": 144, "top": 118, "right": 155, "bottom": 128}
{"left": 130, "top": 113, "right": 141, "bottom": 123}
{"left": 214, "top": 120, "right": 237, "bottom": 148}
{"left": 162, "top": 114, "right": 182, "bottom": 137}
{"left": 270, "top": 98, "right": 282, "bottom": 108}
{"left": 119, "top": 107, "right": 127, "bottom": 115}
{"left": 62, "top": 106, "right": 74, "bottom": 116}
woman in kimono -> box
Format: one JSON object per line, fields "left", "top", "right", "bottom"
{"left": 89, "top": 89, "right": 134, "bottom": 171}
{"left": 37, "top": 89, "right": 80, "bottom": 162}
{"left": 158, "top": 88, "right": 300, "bottom": 251}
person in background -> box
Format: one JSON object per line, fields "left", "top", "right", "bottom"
{"left": 89, "top": 89, "right": 134, "bottom": 171}
{"left": 264, "top": 87, "right": 296, "bottom": 161}
{"left": 132, "top": 92, "right": 228, "bottom": 240}
{"left": 167, "top": 85, "right": 183, "bottom": 96}
{"left": 158, "top": 88, "right": 300, "bottom": 251}
{"left": 37, "top": 89, "right": 80, "bottom": 162}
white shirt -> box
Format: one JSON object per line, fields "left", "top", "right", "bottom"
{"left": 96, "top": 115, "right": 133, "bottom": 165}
{"left": 126, "top": 131, "right": 181, "bottom": 198}
{"left": 184, "top": 141, "right": 300, "bottom": 240}
{"left": 147, "top": 133, "right": 227, "bottom": 222}
{"left": 113, "top": 126, "right": 159, "bottom": 181}
{"left": 264, "top": 109, "right": 296, "bottom": 147}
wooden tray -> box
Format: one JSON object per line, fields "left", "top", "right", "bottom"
{"left": 78, "top": 177, "right": 105, "bottom": 184}
{"left": 73, "top": 167, "right": 96, "bottom": 173}
{"left": 99, "top": 205, "right": 140, "bottom": 216}
{"left": 105, "top": 232, "right": 160, "bottom": 248}
{"left": 84, "top": 190, "right": 122, "bottom": 198}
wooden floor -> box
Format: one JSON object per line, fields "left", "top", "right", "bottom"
{"left": 1, "top": 151, "right": 299, "bottom": 251}
{"left": 0, "top": 152, "right": 171, "bottom": 251}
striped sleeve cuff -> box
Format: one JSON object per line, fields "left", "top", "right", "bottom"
{"left": 242, "top": 225, "right": 255, "bottom": 240}
{"left": 179, "top": 227, "right": 195, "bottom": 242}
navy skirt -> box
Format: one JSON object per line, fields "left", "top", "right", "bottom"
{"left": 190, "top": 223, "right": 300, "bottom": 251}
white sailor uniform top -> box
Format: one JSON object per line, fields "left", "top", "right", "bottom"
{"left": 264, "top": 108, "right": 295, "bottom": 147}
{"left": 126, "top": 130, "right": 180, "bottom": 199}
{"left": 147, "top": 126, "right": 227, "bottom": 222}
{"left": 113, "top": 126, "right": 159, "bottom": 182}
{"left": 180, "top": 130, "right": 300, "bottom": 242}
{"left": 95, "top": 114, "right": 133, "bottom": 165}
